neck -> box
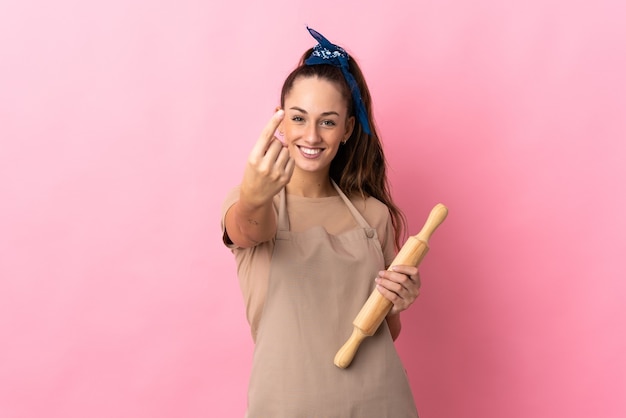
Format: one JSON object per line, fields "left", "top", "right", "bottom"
{"left": 286, "top": 169, "right": 337, "bottom": 198}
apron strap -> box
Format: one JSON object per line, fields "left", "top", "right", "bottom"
{"left": 331, "top": 180, "right": 373, "bottom": 230}
{"left": 277, "top": 187, "right": 290, "bottom": 231}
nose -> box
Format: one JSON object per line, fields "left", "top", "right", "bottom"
{"left": 303, "top": 122, "right": 321, "bottom": 144}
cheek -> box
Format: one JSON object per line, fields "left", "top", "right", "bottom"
{"left": 283, "top": 134, "right": 298, "bottom": 151}
{"left": 283, "top": 125, "right": 301, "bottom": 143}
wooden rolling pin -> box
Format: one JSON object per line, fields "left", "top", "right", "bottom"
{"left": 334, "top": 203, "right": 448, "bottom": 369}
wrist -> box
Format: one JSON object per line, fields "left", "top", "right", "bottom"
{"left": 385, "top": 312, "right": 402, "bottom": 341}
{"left": 239, "top": 187, "right": 271, "bottom": 212}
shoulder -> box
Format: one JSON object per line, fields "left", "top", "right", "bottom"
{"left": 349, "top": 194, "right": 397, "bottom": 266}
{"left": 348, "top": 194, "right": 391, "bottom": 226}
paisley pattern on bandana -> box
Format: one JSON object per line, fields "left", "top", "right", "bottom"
{"left": 304, "top": 27, "right": 372, "bottom": 135}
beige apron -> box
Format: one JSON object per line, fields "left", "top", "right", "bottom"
{"left": 246, "top": 183, "right": 418, "bottom": 418}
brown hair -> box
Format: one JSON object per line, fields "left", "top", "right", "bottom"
{"left": 280, "top": 48, "right": 407, "bottom": 249}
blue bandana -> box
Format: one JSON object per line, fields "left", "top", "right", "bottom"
{"left": 304, "top": 27, "right": 372, "bottom": 135}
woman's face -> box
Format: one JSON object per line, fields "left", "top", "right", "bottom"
{"left": 280, "top": 76, "right": 355, "bottom": 175}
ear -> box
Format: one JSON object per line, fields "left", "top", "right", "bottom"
{"left": 344, "top": 116, "right": 355, "bottom": 141}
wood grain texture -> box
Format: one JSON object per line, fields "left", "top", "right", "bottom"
{"left": 334, "top": 204, "right": 448, "bottom": 368}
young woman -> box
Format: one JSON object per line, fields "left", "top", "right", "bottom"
{"left": 221, "top": 27, "right": 421, "bottom": 417}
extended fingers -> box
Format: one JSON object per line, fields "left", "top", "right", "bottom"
{"left": 262, "top": 138, "right": 287, "bottom": 165}
{"left": 272, "top": 145, "right": 295, "bottom": 181}
{"left": 251, "top": 109, "right": 285, "bottom": 157}
{"left": 273, "top": 141, "right": 291, "bottom": 167}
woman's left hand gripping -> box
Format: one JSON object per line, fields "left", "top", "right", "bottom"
{"left": 375, "top": 266, "right": 421, "bottom": 315}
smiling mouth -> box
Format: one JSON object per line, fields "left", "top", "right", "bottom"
{"left": 298, "top": 146, "right": 323, "bottom": 157}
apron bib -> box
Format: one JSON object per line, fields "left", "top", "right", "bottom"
{"left": 246, "top": 183, "right": 418, "bottom": 418}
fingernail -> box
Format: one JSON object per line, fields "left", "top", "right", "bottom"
{"left": 276, "top": 109, "right": 284, "bottom": 118}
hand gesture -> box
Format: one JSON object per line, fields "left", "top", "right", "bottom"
{"left": 240, "top": 110, "right": 295, "bottom": 206}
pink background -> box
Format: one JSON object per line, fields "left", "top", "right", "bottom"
{"left": 1, "top": 1, "right": 625, "bottom": 417}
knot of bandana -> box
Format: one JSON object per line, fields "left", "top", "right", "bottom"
{"left": 304, "top": 27, "right": 372, "bottom": 135}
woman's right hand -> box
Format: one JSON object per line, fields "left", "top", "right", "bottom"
{"left": 225, "top": 110, "right": 295, "bottom": 248}
{"left": 240, "top": 109, "right": 295, "bottom": 207}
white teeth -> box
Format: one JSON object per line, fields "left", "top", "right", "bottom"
{"left": 301, "top": 147, "right": 321, "bottom": 155}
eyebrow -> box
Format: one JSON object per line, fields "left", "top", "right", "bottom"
{"left": 289, "top": 106, "right": 340, "bottom": 117}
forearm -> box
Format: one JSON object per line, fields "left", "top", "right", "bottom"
{"left": 225, "top": 198, "right": 276, "bottom": 248}
{"left": 386, "top": 312, "right": 402, "bottom": 341}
